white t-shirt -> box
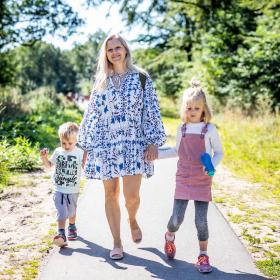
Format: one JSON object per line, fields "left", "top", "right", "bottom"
{"left": 50, "top": 146, "right": 84, "bottom": 193}
{"left": 158, "top": 122, "right": 223, "bottom": 167}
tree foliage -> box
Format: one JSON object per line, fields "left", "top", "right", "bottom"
{"left": 10, "top": 41, "right": 77, "bottom": 93}
{"left": 0, "top": 0, "right": 83, "bottom": 49}
{"left": 0, "top": 0, "right": 83, "bottom": 86}
{"left": 88, "top": 0, "right": 280, "bottom": 112}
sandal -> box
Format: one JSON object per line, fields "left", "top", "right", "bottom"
{"left": 128, "top": 219, "right": 142, "bottom": 243}
{"left": 110, "top": 247, "right": 124, "bottom": 260}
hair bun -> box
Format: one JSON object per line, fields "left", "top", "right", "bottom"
{"left": 190, "top": 78, "right": 200, "bottom": 88}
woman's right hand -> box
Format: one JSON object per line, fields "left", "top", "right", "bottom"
{"left": 144, "top": 144, "right": 158, "bottom": 161}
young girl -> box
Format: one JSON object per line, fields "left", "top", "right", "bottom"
{"left": 158, "top": 79, "right": 223, "bottom": 273}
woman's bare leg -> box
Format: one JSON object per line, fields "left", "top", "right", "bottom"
{"left": 103, "top": 178, "right": 122, "bottom": 248}
{"left": 123, "top": 174, "right": 142, "bottom": 241}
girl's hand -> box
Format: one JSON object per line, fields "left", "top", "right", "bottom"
{"left": 144, "top": 144, "right": 158, "bottom": 161}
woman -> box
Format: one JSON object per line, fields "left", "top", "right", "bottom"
{"left": 78, "top": 34, "right": 166, "bottom": 260}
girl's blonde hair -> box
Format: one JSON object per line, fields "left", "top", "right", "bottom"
{"left": 180, "top": 78, "right": 212, "bottom": 123}
{"left": 58, "top": 122, "right": 79, "bottom": 140}
{"left": 93, "top": 34, "right": 144, "bottom": 91}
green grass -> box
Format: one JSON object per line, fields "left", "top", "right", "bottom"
{"left": 271, "top": 244, "right": 280, "bottom": 253}
{"left": 256, "top": 259, "right": 280, "bottom": 279}
{"left": 214, "top": 196, "right": 225, "bottom": 203}
{"left": 214, "top": 113, "right": 280, "bottom": 200}
{"left": 22, "top": 260, "right": 40, "bottom": 280}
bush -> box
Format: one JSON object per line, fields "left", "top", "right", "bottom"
{"left": 6, "top": 137, "right": 40, "bottom": 171}
{"left": 0, "top": 140, "right": 10, "bottom": 187}
{"left": 0, "top": 87, "right": 25, "bottom": 121}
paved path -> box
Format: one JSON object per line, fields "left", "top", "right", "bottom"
{"left": 40, "top": 159, "right": 269, "bottom": 280}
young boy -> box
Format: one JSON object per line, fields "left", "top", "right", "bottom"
{"left": 40, "top": 122, "right": 85, "bottom": 247}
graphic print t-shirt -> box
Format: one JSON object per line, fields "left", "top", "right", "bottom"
{"left": 50, "top": 147, "right": 84, "bottom": 193}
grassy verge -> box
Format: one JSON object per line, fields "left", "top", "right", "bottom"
{"left": 214, "top": 112, "right": 280, "bottom": 200}
{"left": 0, "top": 226, "right": 56, "bottom": 280}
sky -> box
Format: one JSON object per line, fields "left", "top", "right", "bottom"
{"left": 44, "top": 1, "right": 145, "bottom": 50}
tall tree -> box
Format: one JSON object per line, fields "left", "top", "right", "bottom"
{"left": 0, "top": 0, "right": 83, "bottom": 86}
{"left": 0, "top": 0, "right": 83, "bottom": 49}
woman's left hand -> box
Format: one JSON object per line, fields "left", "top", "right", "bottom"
{"left": 144, "top": 144, "right": 158, "bottom": 161}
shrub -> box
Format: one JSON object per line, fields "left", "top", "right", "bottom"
{"left": 7, "top": 137, "right": 40, "bottom": 171}
{"left": 0, "top": 140, "right": 10, "bottom": 187}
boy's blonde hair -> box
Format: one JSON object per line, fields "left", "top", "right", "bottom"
{"left": 180, "top": 78, "right": 212, "bottom": 123}
{"left": 94, "top": 33, "right": 144, "bottom": 91}
{"left": 58, "top": 122, "right": 79, "bottom": 140}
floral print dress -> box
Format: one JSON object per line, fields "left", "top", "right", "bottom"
{"left": 78, "top": 70, "right": 166, "bottom": 180}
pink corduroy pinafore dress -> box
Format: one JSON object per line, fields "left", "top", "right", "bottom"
{"left": 175, "top": 123, "right": 212, "bottom": 202}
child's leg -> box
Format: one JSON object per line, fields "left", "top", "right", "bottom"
{"left": 67, "top": 193, "right": 79, "bottom": 240}
{"left": 194, "top": 200, "right": 209, "bottom": 254}
{"left": 167, "top": 199, "right": 189, "bottom": 235}
{"left": 194, "top": 200, "right": 212, "bottom": 273}
{"left": 69, "top": 215, "right": 76, "bottom": 225}
{"left": 53, "top": 192, "right": 68, "bottom": 246}
{"left": 58, "top": 220, "right": 66, "bottom": 232}
{"left": 165, "top": 199, "right": 188, "bottom": 259}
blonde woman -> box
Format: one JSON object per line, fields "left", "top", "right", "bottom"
{"left": 78, "top": 34, "right": 166, "bottom": 260}
{"left": 158, "top": 79, "right": 223, "bottom": 273}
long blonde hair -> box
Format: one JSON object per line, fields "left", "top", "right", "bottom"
{"left": 180, "top": 78, "right": 212, "bottom": 123}
{"left": 93, "top": 34, "right": 143, "bottom": 91}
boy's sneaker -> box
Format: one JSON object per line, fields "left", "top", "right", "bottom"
{"left": 53, "top": 234, "right": 67, "bottom": 247}
{"left": 195, "top": 254, "right": 212, "bottom": 273}
{"left": 68, "top": 225, "right": 77, "bottom": 240}
{"left": 164, "top": 232, "right": 176, "bottom": 259}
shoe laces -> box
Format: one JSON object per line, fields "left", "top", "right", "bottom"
{"left": 198, "top": 255, "right": 209, "bottom": 265}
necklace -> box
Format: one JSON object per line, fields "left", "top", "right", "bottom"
{"left": 111, "top": 71, "right": 127, "bottom": 89}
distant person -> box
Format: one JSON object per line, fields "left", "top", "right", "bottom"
{"left": 78, "top": 34, "right": 166, "bottom": 260}
{"left": 40, "top": 122, "right": 86, "bottom": 247}
{"left": 158, "top": 79, "right": 223, "bottom": 273}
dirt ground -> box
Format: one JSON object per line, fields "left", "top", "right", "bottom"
{"left": 0, "top": 166, "right": 279, "bottom": 279}
{"left": 0, "top": 171, "right": 55, "bottom": 280}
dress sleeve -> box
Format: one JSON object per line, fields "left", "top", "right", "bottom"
{"left": 142, "top": 75, "right": 166, "bottom": 147}
{"left": 209, "top": 125, "right": 223, "bottom": 167}
{"left": 77, "top": 89, "right": 101, "bottom": 151}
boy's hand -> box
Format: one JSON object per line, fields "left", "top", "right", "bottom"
{"left": 40, "top": 148, "right": 49, "bottom": 158}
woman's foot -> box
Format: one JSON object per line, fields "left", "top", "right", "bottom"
{"left": 164, "top": 232, "right": 176, "bottom": 259}
{"left": 110, "top": 246, "right": 124, "bottom": 260}
{"left": 128, "top": 219, "right": 142, "bottom": 243}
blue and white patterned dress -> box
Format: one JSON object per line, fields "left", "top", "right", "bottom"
{"left": 78, "top": 70, "right": 166, "bottom": 180}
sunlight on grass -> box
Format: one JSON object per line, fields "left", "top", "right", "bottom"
{"left": 256, "top": 259, "right": 280, "bottom": 279}
{"left": 214, "top": 112, "right": 280, "bottom": 200}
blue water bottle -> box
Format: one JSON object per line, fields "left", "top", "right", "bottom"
{"left": 200, "top": 153, "right": 215, "bottom": 177}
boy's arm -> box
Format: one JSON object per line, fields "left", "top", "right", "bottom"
{"left": 40, "top": 148, "right": 53, "bottom": 169}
